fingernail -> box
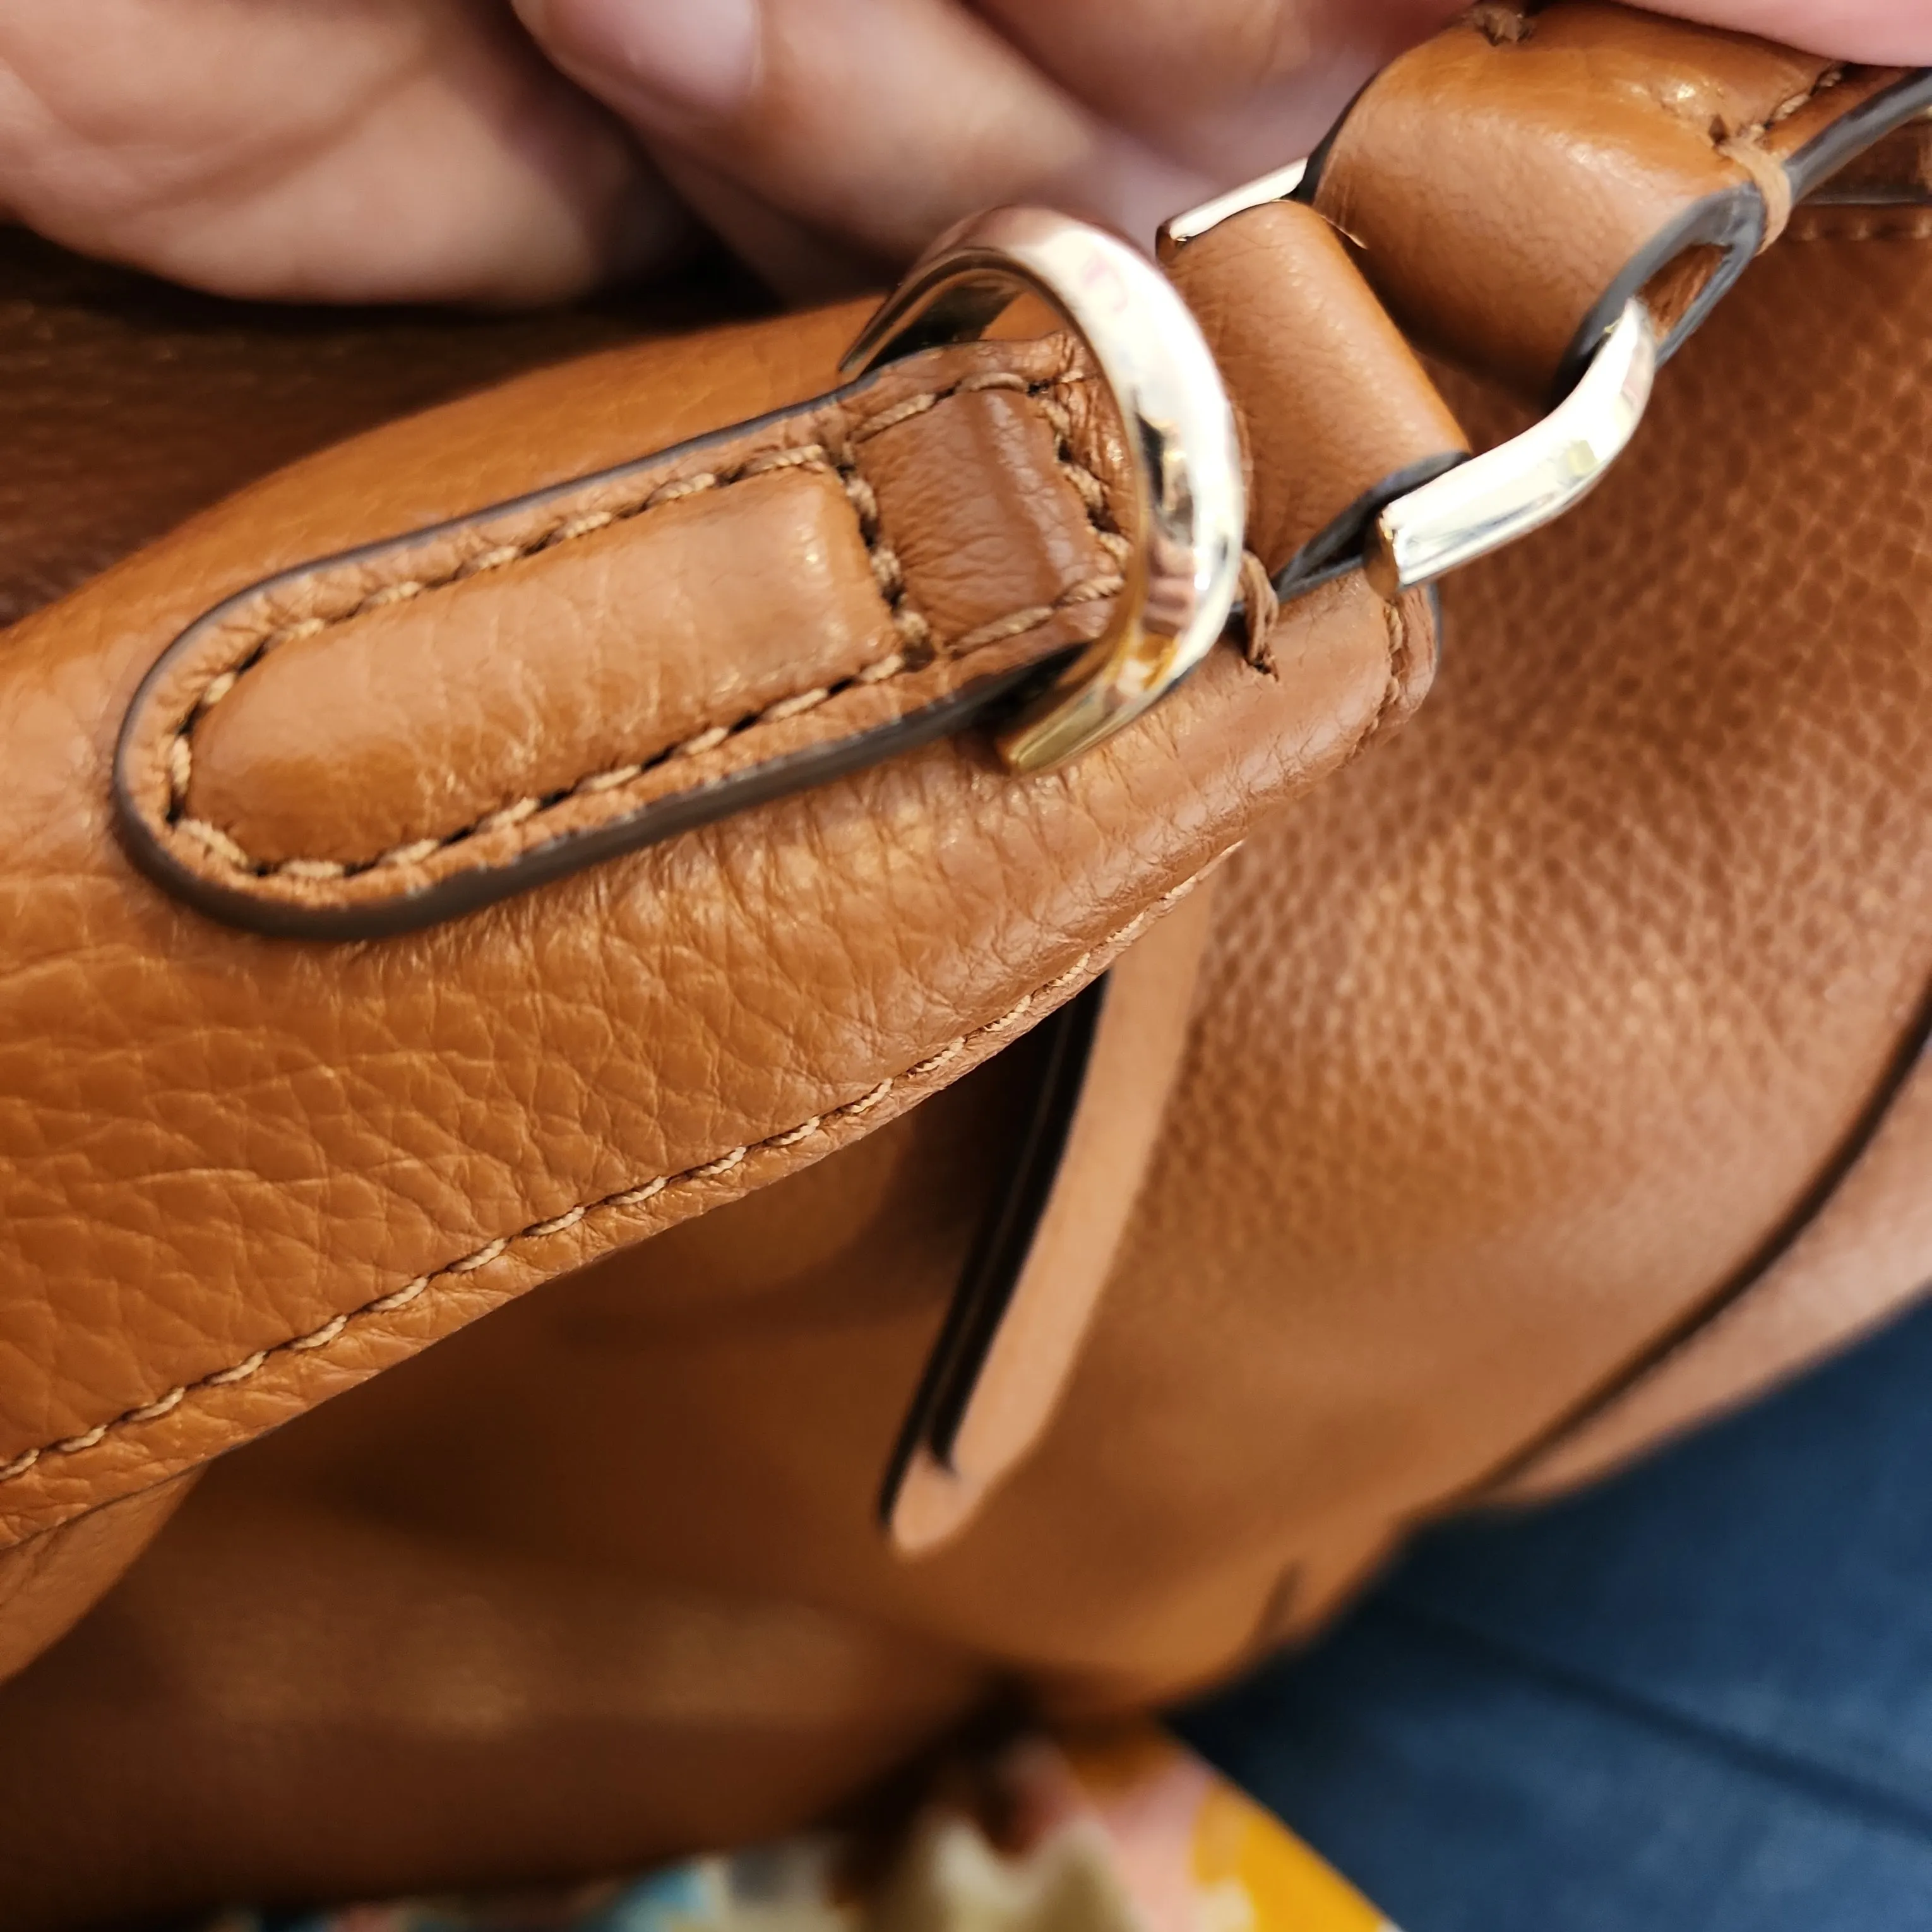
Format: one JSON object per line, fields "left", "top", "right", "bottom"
{"left": 524, "top": 0, "right": 761, "bottom": 122}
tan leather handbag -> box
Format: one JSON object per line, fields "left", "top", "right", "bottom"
{"left": 4, "top": 6, "right": 1931, "bottom": 1923}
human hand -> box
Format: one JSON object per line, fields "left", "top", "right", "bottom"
{"left": 0, "top": 0, "right": 1926, "bottom": 307}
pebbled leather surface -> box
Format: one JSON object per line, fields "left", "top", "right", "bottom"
{"left": 1075, "top": 221, "right": 1932, "bottom": 1642}
{"left": 116, "top": 331, "right": 1133, "bottom": 934}
{"left": 113, "top": 200, "right": 1453, "bottom": 938}
{"left": 18, "top": 205, "right": 1930, "bottom": 1915}
{"left": 0, "top": 254, "right": 1436, "bottom": 1553}
{"left": 1494, "top": 202, "right": 1932, "bottom": 1494}
{"left": 0, "top": 921, "right": 1205, "bottom": 1928}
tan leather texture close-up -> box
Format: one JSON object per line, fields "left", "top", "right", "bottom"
{"left": 0, "top": 228, "right": 713, "bottom": 632}
{"left": 110, "top": 197, "right": 1456, "bottom": 938}
{"left": 0, "top": 205, "right": 1436, "bottom": 1554}
{"left": 3, "top": 4, "right": 1931, "bottom": 1928}
{"left": 1090, "top": 215, "right": 1932, "bottom": 1640}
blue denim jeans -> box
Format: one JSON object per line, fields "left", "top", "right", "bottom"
{"left": 1175, "top": 1297, "right": 1932, "bottom": 1931}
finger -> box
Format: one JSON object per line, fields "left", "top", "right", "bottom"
{"left": 0, "top": 0, "right": 679, "bottom": 304}
{"left": 650, "top": 148, "right": 891, "bottom": 303}
{"left": 513, "top": 0, "right": 1210, "bottom": 265}
{"left": 970, "top": 0, "right": 1462, "bottom": 178}
{"left": 1652, "top": 0, "right": 1932, "bottom": 62}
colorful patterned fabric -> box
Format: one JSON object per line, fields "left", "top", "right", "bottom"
{"left": 197, "top": 1727, "right": 1395, "bottom": 1932}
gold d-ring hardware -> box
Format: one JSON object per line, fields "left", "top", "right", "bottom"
{"left": 841, "top": 208, "right": 1246, "bottom": 775}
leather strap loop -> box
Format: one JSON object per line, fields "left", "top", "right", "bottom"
{"left": 114, "top": 209, "right": 1460, "bottom": 939}
{"left": 1158, "top": 201, "right": 1469, "bottom": 599}
{"left": 114, "top": 335, "right": 1124, "bottom": 937}
{"left": 1307, "top": 1, "right": 1932, "bottom": 400}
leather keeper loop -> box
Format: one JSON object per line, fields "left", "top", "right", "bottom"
{"left": 1158, "top": 201, "right": 1469, "bottom": 598}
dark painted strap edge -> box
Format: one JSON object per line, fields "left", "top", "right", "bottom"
{"left": 111, "top": 357, "right": 1078, "bottom": 943}
{"left": 878, "top": 973, "right": 1109, "bottom": 1529}
{"left": 1558, "top": 69, "right": 1932, "bottom": 398}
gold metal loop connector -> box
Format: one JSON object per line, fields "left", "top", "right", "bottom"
{"left": 1162, "top": 164, "right": 1660, "bottom": 605}
{"left": 842, "top": 209, "right": 1246, "bottom": 775}
{"left": 1364, "top": 299, "right": 1659, "bottom": 597}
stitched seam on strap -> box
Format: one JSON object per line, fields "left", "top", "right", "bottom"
{"left": 1356, "top": 595, "right": 1419, "bottom": 751}
{"left": 0, "top": 874, "right": 1207, "bottom": 1488}
{"left": 164, "top": 370, "right": 1125, "bottom": 884}
{"left": 1708, "top": 64, "right": 1847, "bottom": 246}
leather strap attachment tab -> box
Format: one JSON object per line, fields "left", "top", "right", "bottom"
{"left": 1309, "top": 1, "right": 1932, "bottom": 400}
{"left": 1160, "top": 201, "right": 1469, "bottom": 599}
{"left": 115, "top": 336, "right": 1132, "bottom": 939}
{"left": 114, "top": 209, "right": 1464, "bottom": 940}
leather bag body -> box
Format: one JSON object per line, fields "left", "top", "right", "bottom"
{"left": 3, "top": 8, "right": 1932, "bottom": 1924}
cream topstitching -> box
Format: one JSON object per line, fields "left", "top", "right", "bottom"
{"left": 0, "top": 874, "right": 1207, "bottom": 1488}
{"left": 160, "top": 367, "right": 1126, "bottom": 885}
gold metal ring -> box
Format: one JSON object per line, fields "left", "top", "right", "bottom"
{"left": 842, "top": 209, "right": 1246, "bottom": 775}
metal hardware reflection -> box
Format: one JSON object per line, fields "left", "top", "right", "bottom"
{"left": 1157, "top": 160, "right": 1309, "bottom": 258}
{"left": 1364, "top": 300, "right": 1659, "bottom": 597}
{"left": 842, "top": 209, "right": 1245, "bottom": 775}
{"left": 1159, "top": 153, "right": 1660, "bottom": 606}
